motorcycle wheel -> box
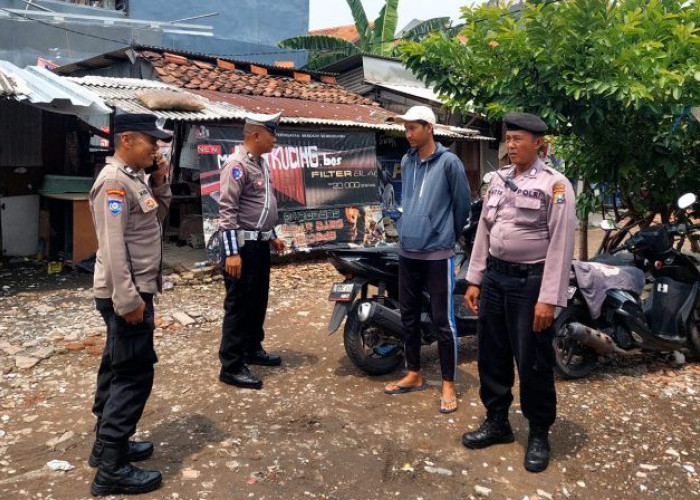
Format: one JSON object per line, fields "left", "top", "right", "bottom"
{"left": 344, "top": 301, "right": 404, "bottom": 376}
{"left": 553, "top": 305, "right": 598, "bottom": 379}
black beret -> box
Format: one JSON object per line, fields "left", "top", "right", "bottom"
{"left": 504, "top": 112, "right": 548, "bottom": 134}
{"left": 114, "top": 113, "right": 173, "bottom": 141}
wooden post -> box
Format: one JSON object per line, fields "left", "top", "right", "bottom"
{"left": 578, "top": 179, "right": 588, "bottom": 261}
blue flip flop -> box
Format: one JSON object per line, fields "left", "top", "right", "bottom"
{"left": 384, "top": 382, "right": 429, "bottom": 395}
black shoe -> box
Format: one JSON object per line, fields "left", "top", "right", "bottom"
{"left": 219, "top": 365, "right": 263, "bottom": 389}
{"left": 89, "top": 439, "right": 154, "bottom": 468}
{"left": 245, "top": 350, "right": 282, "bottom": 367}
{"left": 462, "top": 413, "right": 515, "bottom": 450}
{"left": 90, "top": 441, "right": 162, "bottom": 497}
{"left": 524, "top": 426, "right": 551, "bottom": 473}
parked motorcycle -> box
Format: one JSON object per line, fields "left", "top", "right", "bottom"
{"left": 325, "top": 197, "right": 483, "bottom": 375}
{"left": 554, "top": 193, "right": 700, "bottom": 378}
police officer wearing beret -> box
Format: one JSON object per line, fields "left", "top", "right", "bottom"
{"left": 462, "top": 113, "right": 576, "bottom": 472}
{"left": 88, "top": 113, "right": 172, "bottom": 495}
{"left": 218, "top": 112, "right": 287, "bottom": 390}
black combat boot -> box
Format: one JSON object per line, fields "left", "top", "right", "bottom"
{"left": 89, "top": 438, "right": 154, "bottom": 467}
{"left": 524, "top": 425, "right": 551, "bottom": 473}
{"left": 219, "top": 365, "right": 263, "bottom": 389}
{"left": 90, "top": 440, "right": 162, "bottom": 496}
{"left": 462, "top": 412, "right": 515, "bottom": 449}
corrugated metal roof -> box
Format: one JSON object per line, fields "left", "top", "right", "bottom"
{"left": 0, "top": 61, "right": 111, "bottom": 116}
{"left": 64, "top": 76, "right": 492, "bottom": 140}
{"left": 192, "top": 90, "right": 489, "bottom": 139}
{"left": 66, "top": 76, "right": 247, "bottom": 122}
{"left": 370, "top": 82, "right": 443, "bottom": 104}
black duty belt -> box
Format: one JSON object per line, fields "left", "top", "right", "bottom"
{"left": 487, "top": 256, "right": 544, "bottom": 277}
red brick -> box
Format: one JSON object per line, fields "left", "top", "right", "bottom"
{"left": 250, "top": 65, "right": 268, "bottom": 76}
{"left": 217, "top": 59, "right": 235, "bottom": 71}
{"left": 293, "top": 72, "right": 311, "bottom": 82}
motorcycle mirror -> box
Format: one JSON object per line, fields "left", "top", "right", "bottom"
{"left": 482, "top": 172, "right": 494, "bottom": 184}
{"left": 678, "top": 193, "right": 697, "bottom": 210}
{"left": 599, "top": 220, "right": 617, "bottom": 231}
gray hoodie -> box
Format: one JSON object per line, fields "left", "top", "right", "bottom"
{"left": 398, "top": 143, "right": 471, "bottom": 260}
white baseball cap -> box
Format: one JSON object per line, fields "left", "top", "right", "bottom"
{"left": 388, "top": 105, "right": 437, "bottom": 125}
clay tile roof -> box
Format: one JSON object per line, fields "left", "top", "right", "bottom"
{"left": 138, "top": 50, "right": 377, "bottom": 107}
{"left": 310, "top": 23, "right": 372, "bottom": 43}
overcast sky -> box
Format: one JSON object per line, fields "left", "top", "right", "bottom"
{"left": 309, "top": 0, "right": 480, "bottom": 31}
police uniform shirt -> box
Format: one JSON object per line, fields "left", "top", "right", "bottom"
{"left": 466, "top": 159, "right": 576, "bottom": 306}
{"left": 90, "top": 155, "right": 171, "bottom": 316}
{"left": 219, "top": 145, "right": 278, "bottom": 255}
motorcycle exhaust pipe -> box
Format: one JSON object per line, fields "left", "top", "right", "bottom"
{"left": 566, "top": 323, "right": 640, "bottom": 356}
{"left": 357, "top": 302, "right": 403, "bottom": 338}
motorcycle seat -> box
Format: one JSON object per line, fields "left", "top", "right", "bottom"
{"left": 589, "top": 252, "right": 636, "bottom": 267}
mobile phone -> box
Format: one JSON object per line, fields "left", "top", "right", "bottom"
{"left": 145, "top": 158, "right": 158, "bottom": 175}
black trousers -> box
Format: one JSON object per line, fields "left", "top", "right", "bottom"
{"left": 220, "top": 240, "right": 271, "bottom": 373}
{"left": 477, "top": 268, "right": 557, "bottom": 427}
{"left": 92, "top": 293, "right": 158, "bottom": 443}
{"left": 399, "top": 255, "right": 458, "bottom": 381}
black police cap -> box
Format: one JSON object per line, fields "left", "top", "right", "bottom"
{"left": 504, "top": 112, "right": 548, "bottom": 134}
{"left": 114, "top": 113, "right": 173, "bottom": 141}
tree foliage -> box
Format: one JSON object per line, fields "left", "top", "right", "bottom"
{"left": 279, "top": 0, "right": 451, "bottom": 70}
{"left": 400, "top": 0, "right": 700, "bottom": 222}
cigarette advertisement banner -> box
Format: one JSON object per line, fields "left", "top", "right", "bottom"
{"left": 192, "top": 125, "right": 385, "bottom": 254}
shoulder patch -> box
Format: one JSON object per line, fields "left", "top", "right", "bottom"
{"left": 232, "top": 166, "right": 243, "bottom": 180}
{"left": 106, "top": 189, "right": 126, "bottom": 197}
{"left": 108, "top": 199, "right": 124, "bottom": 216}
{"left": 553, "top": 183, "right": 566, "bottom": 205}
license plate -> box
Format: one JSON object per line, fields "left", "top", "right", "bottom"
{"left": 567, "top": 286, "right": 577, "bottom": 300}
{"left": 329, "top": 283, "right": 355, "bottom": 302}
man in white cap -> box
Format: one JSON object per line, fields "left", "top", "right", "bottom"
{"left": 218, "top": 112, "right": 286, "bottom": 389}
{"left": 383, "top": 106, "right": 471, "bottom": 415}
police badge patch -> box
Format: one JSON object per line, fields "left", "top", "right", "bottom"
{"left": 232, "top": 166, "right": 243, "bottom": 180}
{"left": 553, "top": 183, "right": 566, "bottom": 205}
{"left": 108, "top": 199, "right": 123, "bottom": 216}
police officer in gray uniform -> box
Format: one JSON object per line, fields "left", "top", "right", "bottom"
{"left": 88, "top": 113, "right": 172, "bottom": 496}
{"left": 463, "top": 113, "right": 576, "bottom": 473}
{"left": 218, "top": 112, "right": 287, "bottom": 389}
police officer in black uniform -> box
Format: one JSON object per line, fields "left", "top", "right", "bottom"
{"left": 462, "top": 113, "right": 576, "bottom": 473}
{"left": 88, "top": 114, "right": 172, "bottom": 496}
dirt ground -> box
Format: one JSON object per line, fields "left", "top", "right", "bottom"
{"left": 0, "top": 255, "right": 699, "bottom": 500}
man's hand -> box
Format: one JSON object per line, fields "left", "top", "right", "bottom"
{"left": 151, "top": 152, "right": 171, "bottom": 187}
{"left": 533, "top": 302, "right": 556, "bottom": 332}
{"left": 225, "top": 255, "right": 242, "bottom": 278}
{"left": 271, "top": 238, "right": 286, "bottom": 254}
{"left": 464, "top": 285, "right": 481, "bottom": 315}
{"left": 122, "top": 302, "right": 145, "bottom": 325}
